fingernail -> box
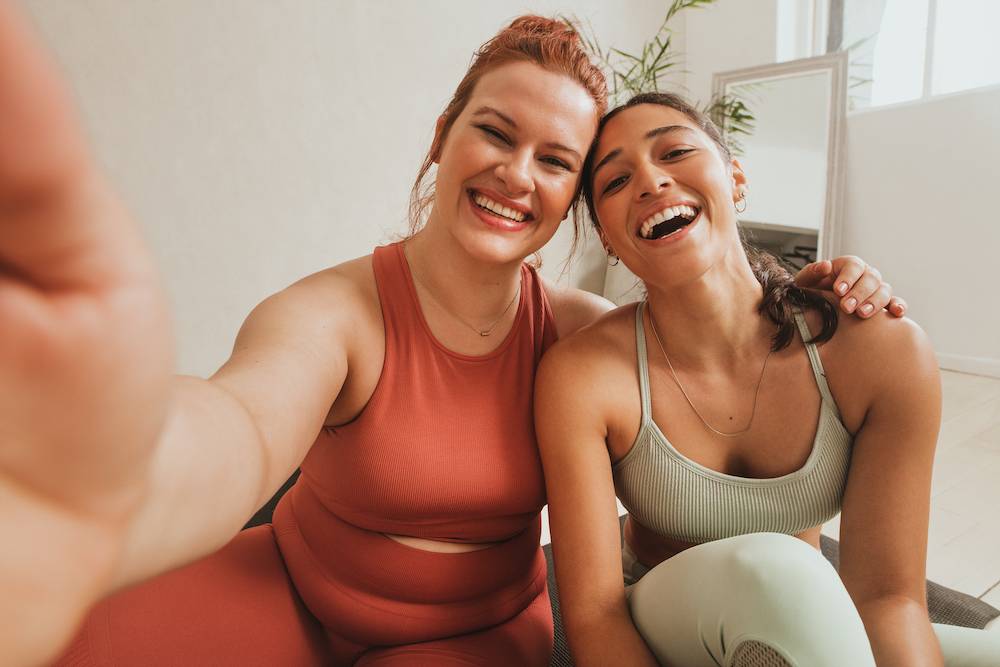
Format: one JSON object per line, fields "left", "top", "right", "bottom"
{"left": 845, "top": 297, "right": 857, "bottom": 311}
{"left": 837, "top": 282, "right": 848, "bottom": 295}
{"left": 860, "top": 303, "right": 874, "bottom": 316}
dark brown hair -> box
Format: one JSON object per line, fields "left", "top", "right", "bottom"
{"left": 408, "top": 16, "right": 608, "bottom": 246}
{"left": 582, "top": 92, "right": 838, "bottom": 351}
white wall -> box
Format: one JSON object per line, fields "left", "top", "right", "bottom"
{"left": 843, "top": 87, "right": 1000, "bottom": 376}
{"left": 680, "top": 0, "right": 780, "bottom": 105}
{"left": 23, "top": 0, "right": 666, "bottom": 376}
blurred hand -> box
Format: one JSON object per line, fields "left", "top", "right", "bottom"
{"left": 0, "top": 3, "right": 173, "bottom": 663}
{"left": 795, "top": 256, "right": 906, "bottom": 319}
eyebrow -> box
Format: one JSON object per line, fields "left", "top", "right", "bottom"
{"left": 591, "top": 124, "right": 696, "bottom": 178}
{"left": 472, "top": 106, "right": 518, "bottom": 128}
{"left": 471, "top": 106, "right": 583, "bottom": 162}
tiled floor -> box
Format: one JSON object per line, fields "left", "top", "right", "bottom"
{"left": 542, "top": 370, "right": 1000, "bottom": 610}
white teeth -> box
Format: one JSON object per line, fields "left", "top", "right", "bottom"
{"left": 472, "top": 193, "right": 526, "bottom": 222}
{"left": 639, "top": 204, "right": 699, "bottom": 239}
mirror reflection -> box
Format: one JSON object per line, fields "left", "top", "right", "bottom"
{"left": 727, "top": 72, "right": 830, "bottom": 233}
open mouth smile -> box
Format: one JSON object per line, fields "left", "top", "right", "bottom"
{"left": 637, "top": 204, "right": 700, "bottom": 240}
{"left": 469, "top": 190, "right": 534, "bottom": 224}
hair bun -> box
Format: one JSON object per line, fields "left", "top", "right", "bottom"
{"left": 505, "top": 15, "right": 579, "bottom": 42}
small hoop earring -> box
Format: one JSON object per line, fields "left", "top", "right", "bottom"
{"left": 735, "top": 192, "right": 747, "bottom": 214}
{"left": 607, "top": 252, "right": 620, "bottom": 266}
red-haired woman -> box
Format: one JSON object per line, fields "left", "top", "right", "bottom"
{"left": 2, "top": 7, "right": 900, "bottom": 666}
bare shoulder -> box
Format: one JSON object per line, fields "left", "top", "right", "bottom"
{"left": 277, "top": 254, "right": 375, "bottom": 312}
{"left": 238, "top": 255, "right": 377, "bottom": 339}
{"left": 810, "top": 303, "right": 935, "bottom": 376}
{"left": 539, "top": 274, "right": 615, "bottom": 338}
{"left": 537, "top": 303, "right": 637, "bottom": 393}
{"left": 804, "top": 302, "right": 939, "bottom": 424}
{"left": 214, "top": 255, "right": 381, "bottom": 382}
{"left": 535, "top": 304, "right": 640, "bottom": 462}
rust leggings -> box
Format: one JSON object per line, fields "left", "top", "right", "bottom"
{"left": 56, "top": 508, "right": 552, "bottom": 665}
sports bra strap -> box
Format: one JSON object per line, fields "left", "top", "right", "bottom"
{"left": 636, "top": 305, "right": 838, "bottom": 422}
{"left": 793, "top": 311, "right": 840, "bottom": 412}
{"left": 635, "top": 301, "right": 653, "bottom": 425}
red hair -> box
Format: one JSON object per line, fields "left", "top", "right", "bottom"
{"left": 408, "top": 16, "right": 608, "bottom": 235}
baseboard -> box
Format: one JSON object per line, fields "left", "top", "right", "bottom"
{"left": 937, "top": 353, "right": 1000, "bottom": 379}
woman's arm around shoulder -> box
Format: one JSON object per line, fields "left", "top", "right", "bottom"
{"left": 535, "top": 314, "right": 659, "bottom": 667}
{"left": 824, "top": 312, "right": 944, "bottom": 666}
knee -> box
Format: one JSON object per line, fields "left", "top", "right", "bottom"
{"left": 720, "top": 535, "right": 873, "bottom": 665}
{"left": 723, "top": 533, "right": 837, "bottom": 600}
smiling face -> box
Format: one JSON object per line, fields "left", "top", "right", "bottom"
{"left": 428, "top": 61, "right": 598, "bottom": 264}
{"left": 589, "top": 103, "right": 748, "bottom": 289}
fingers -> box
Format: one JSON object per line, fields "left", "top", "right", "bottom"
{"left": 0, "top": 1, "right": 88, "bottom": 198}
{"left": 793, "top": 259, "right": 834, "bottom": 290}
{"left": 796, "top": 256, "right": 906, "bottom": 320}
{"left": 846, "top": 280, "right": 890, "bottom": 318}
{"left": 827, "top": 255, "right": 867, "bottom": 302}
{"left": 826, "top": 255, "right": 893, "bottom": 318}
{"left": 0, "top": 3, "right": 145, "bottom": 291}
{"left": 837, "top": 261, "right": 886, "bottom": 318}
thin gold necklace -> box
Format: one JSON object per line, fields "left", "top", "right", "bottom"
{"left": 410, "top": 266, "right": 521, "bottom": 337}
{"left": 646, "top": 300, "right": 773, "bottom": 438}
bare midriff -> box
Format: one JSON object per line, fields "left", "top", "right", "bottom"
{"left": 624, "top": 515, "right": 823, "bottom": 567}
{"left": 383, "top": 533, "right": 505, "bottom": 553}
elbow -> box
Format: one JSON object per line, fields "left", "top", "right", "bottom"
{"left": 564, "top": 604, "right": 618, "bottom": 640}
{"left": 854, "top": 591, "right": 928, "bottom": 625}
{"left": 563, "top": 602, "right": 634, "bottom": 656}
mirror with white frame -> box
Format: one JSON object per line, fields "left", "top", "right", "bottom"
{"left": 602, "top": 52, "right": 848, "bottom": 306}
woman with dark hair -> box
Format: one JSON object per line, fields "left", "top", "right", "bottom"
{"left": 1, "top": 5, "right": 899, "bottom": 665}
{"left": 536, "top": 92, "right": 1000, "bottom": 666}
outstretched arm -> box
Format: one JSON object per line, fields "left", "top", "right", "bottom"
{"left": 1, "top": 3, "right": 174, "bottom": 662}
{"left": 0, "top": 6, "right": 352, "bottom": 664}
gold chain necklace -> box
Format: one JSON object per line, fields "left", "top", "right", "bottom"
{"left": 646, "top": 300, "right": 773, "bottom": 438}
{"left": 410, "top": 267, "right": 521, "bottom": 337}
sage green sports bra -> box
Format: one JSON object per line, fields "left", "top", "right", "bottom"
{"left": 612, "top": 301, "right": 852, "bottom": 544}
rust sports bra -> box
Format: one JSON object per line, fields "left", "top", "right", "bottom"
{"left": 297, "top": 242, "right": 558, "bottom": 542}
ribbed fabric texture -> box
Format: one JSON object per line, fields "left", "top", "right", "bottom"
{"left": 53, "top": 634, "right": 92, "bottom": 666}
{"left": 297, "top": 242, "right": 557, "bottom": 542}
{"left": 613, "top": 302, "right": 852, "bottom": 544}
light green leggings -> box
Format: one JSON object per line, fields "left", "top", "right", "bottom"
{"left": 624, "top": 533, "right": 1000, "bottom": 667}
